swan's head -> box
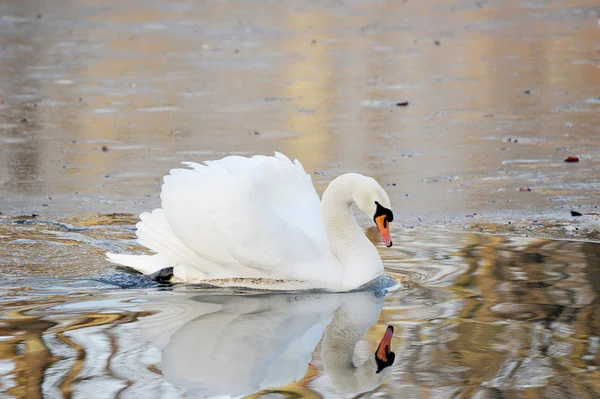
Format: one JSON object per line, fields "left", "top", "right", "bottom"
{"left": 375, "top": 325, "right": 395, "bottom": 374}
{"left": 345, "top": 324, "right": 396, "bottom": 394}
{"left": 353, "top": 176, "right": 394, "bottom": 247}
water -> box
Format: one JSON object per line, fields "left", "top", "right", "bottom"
{"left": 1, "top": 215, "right": 599, "bottom": 398}
{"left": 1, "top": 0, "right": 599, "bottom": 238}
{"left": 1, "top": 0, "right": 599, "bottom": 396}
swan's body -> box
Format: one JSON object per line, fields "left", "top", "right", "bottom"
{"left": 136, "top": 289, "right": 395, "bottom": 398}
{"left": 106, "top": 153, "right": 394, "bottom": 291}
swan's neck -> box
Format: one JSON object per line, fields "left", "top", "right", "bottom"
{"left": 321, "top": 174, "right": 383, "bottom": 290}
{"left": 322, "top": 310, "right": 374, "bottom": 374}
{"left": 321, "top": 297, "right": 387, "bottom": 394}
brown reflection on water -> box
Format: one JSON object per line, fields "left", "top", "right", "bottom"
{"left": 0, "top": 308, "right": 56, "bottom": 399}
{"left": 382, "top": 235, "right": 600, "bottom": 397}
{"left": 245, "top": 364, "right": 321, "bottom": 399}
{"left": 0, "top": 301, "right": 154, "bottom": 399}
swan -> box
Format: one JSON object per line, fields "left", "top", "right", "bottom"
{"left": 136, "top": 289, "right": 396, "bottom": 398}
{"left": 106, "top": 152, "right": 395, "bottom": 291}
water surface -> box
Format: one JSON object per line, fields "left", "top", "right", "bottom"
{"left": 1, "top": 0, "right": 599, "bottom": 237}
{"left": 1, "top": 216, "right": 599, "bottom": 398}
{"left": 1, "top": 0, "right": 599, "bottom": 397}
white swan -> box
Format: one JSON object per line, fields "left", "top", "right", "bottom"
{"left": 106, "top": 152, "right": 394, "bottom": 291}
{"left": 136, "top": 289, "right": 395, "bottom": 398}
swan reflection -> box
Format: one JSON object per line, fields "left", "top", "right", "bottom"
{"left": 137, "top": 289, "right": 395, "bottom": 398}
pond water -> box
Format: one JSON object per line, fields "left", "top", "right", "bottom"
{"left": 1, "top": 0, "right": 599, "bottom": 237}
{"left": 1, "top": 216, "right": 599, "bottom": 398}
{"left": 1, "top": 0, "right": 599, "bottom": 397}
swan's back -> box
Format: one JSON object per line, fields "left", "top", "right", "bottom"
{"left": 107, "top": 153, "right": 338, "bottom": 285}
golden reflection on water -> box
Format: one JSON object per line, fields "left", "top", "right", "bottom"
{"left": 279, "top": 9, "right": 335, "bottom": 163}
{"left": 381, "top": 234, "right": 600, "bottom": 397}
{"left": 0, "top": 302, "right": 153, "bottom": 399}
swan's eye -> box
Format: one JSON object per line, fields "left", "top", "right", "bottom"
{"left": 375, "top": 351, "right": 395, "bottom": 373}
{"left": 374, "top": 201, "right": 394, "bottom": 223}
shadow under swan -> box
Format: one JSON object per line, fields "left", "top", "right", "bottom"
{"left": 137, "top": 289, "right": 395, "bottom": 398}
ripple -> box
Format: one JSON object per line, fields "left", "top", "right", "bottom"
{"left": 0, "top": 216, "right": 599, "bottom": 397}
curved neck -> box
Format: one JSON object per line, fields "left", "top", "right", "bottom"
{"left": 321, "top": 293, "right": 387, "bottom": 394}
{"left": 321, "top": 174, "right": 383, "bottom": 290}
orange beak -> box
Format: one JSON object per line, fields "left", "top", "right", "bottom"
{"left": 376, "top": 325, "right": 394, "bottom": 362}
{"left": 375, "top": 215, "right": 392, "bottom": 247}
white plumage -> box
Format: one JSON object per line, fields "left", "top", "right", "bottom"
{"left": 107, "top": 152, "right": 394, "bottom": 291}
{"left": 135, "top": 290, "right": 393, "bottom": 398}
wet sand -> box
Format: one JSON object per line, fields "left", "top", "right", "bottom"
{"left": 1, "top": 0, "right": 599, "bottom": 240}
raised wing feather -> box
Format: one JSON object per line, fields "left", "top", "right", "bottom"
{"left": 155, "top": 152, "right": 333, "bottom": 281}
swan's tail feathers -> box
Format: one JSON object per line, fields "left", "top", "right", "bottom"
{"left": 106, "top": 208, "right": 218, "bottom": 278}
{"left": 106, "top": 208, "right": 211, "bottom": 277}
{"left": 105, "top": 253, "right": 169, "bottom": 275}
{"left": 135, "top": 209, "right": 184, "bottom": 257}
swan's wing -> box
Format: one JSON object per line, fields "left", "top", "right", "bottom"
{"left": 136, "top": 293, "right": 224, "bottom": 349}
{"left": 159, "top": 152, "right": 332, "bottom": 280}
